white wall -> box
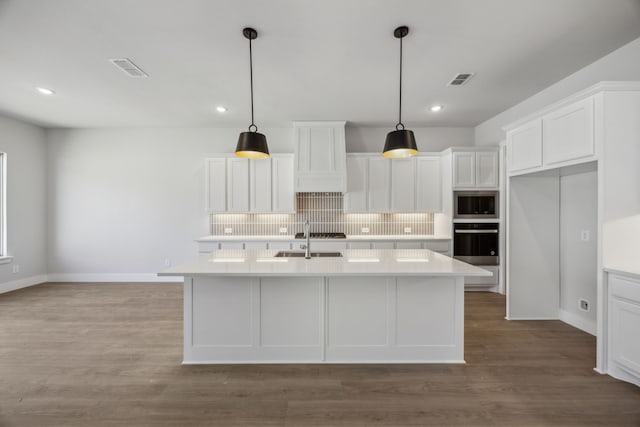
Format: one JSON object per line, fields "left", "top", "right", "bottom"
{"left": 560, "top": 171, "right": 597, "bottom": 333}
{"left": 45, "top": 127, "right": 292, "bottom": 279}
{"left": 0, "top": 115, "right": 48, "bottom": 292}
{"left": 475, "top": 36, "right": 640, "bottom": 146}
{"left": 346, "top": 127, "right": 474, "bottom": 153}
{"left": 45, "top": 125, "right": 473, "bottom": 278}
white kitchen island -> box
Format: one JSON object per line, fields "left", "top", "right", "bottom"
{"left": 159, "top": 249, "right": 489, "bottom": 364}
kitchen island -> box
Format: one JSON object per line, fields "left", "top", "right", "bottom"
{"left": 159, "top": 249, "right": 489, "bottom": 364}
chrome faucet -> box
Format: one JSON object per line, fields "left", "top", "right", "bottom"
{"left": 300, "top": 219, "right": 311, "bottom": 259}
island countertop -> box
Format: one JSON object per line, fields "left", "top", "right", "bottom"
{"left": 159, "top": 249, "right": 490, "bottom": 277}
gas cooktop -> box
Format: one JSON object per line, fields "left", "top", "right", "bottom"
{"left": 294, "top": 232, "right": 346, "bottom": 239}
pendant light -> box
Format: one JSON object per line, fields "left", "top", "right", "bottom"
{"left": 383, "top": 26, "right": 418, "bottom": 158}
{"left": 235, "top": 27, "right": 269, "bottom": 159}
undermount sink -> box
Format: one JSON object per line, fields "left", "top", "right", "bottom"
{"left": 274, "top": 251, "right": 343, "bottom": 258}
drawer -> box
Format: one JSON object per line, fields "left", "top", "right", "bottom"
{"left": 423, "top": 241, "right": 451, "bottom": 252}
{"left": 610, "top": 274, "right": 640, "bottom": 303}
{"left": 347, "top": 242, "right": 372, "bottom": 249}
{"left": 268, "top": 242, "right": 292, "bottom": 250}
{"left": 245, "top": 242, "right": 268, "bottom": 250}
{"left": 198, "top": 241, "right": 220, "bottom": 253}
{"left": 465, "top": 265, "right": 499, "bottom": 286}
{"left": 371, "top": 242, "right": 395, "bottom": 249}
{"left": 395, "top": 242, "right": 422, "bottom": 249}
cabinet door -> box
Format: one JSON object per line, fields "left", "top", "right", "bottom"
{"left": 611, "top": 297, "right": 640, "bottom": 375}
{"left": 391, "top": 158, "right": 416, "bottom": 212}
{"left": 416, "top": 156, "right": 441, "bottom": 212}
{"left": 344, "top": 155, "right": 368, "bottom": 213}
{"left": 226, "top": 158, "right": 250, "bottom": 212}
{"left": 475, "top": 151, "right": 499, "bottom": 188}
{"left": 452, "top": 152, "right": 476, "bottom": 188}
{"left": 367, "top": 157, "right": 391, "bottom": 212}
{"left": 206, "top": 158, "right": 227, "bottom": 212}
{"left": 250, "top": 159, "right": 272, "bottom": 212}
{"left": 507, "top": 119, "right": 542, "bottom": 173}
{"left": 272, "top": 155, "right": 295, "bottom": 213}
{"left": 543, "top": 97, "right": 594, "bottom": 166}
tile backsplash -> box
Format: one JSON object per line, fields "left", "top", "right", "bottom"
{"left": 210, "top": 192, "right": 434, "bottom": 236}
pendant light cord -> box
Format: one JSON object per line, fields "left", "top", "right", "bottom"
{"left": 396, "top": 34, "right": 404, "bottom": 131}
{"left": 249, "top": 36, "right": 257, "bottom": 132}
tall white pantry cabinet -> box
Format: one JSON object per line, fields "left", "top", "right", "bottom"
{"left": 503, "top": 81, "right": 640, "bottom": 387}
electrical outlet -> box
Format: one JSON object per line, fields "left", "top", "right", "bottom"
{"left": 12, "top": 264, "right": 19, "bottom": 273}
{"left": 279, "top": 227, "right": 287, "bottom": 234}
{"left": 579, "top": 298, "right": 590, "bottom": 312}
{"left": 164, "top": 258, "right": 171, "bottom": 267}
{"left": 224, "top": 227, "right": 233, "bottom": 234}
{"left": 580, "top": 230, "right": 590, "bottom": 242}
{"left": 361, "top": 227, "right": 370, "bottom": 233}
{"left": 404, "top": 227, "right": 412, "bottom": 233}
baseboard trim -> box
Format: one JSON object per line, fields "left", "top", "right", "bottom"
{"left": 0, "top": 274, "right": 48, "bottom": 294}
{"left": 559, "top": 309, "right": 596, "bottom": 336}
{"left": 506, "top": 316, "right": 559, "bottom": 320}
{"left": 46, "top": 273, "right": 182, "bottom": 283}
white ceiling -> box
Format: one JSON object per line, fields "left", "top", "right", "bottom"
{"left": 1, "top": 0, "right": 639, "bottom": 128}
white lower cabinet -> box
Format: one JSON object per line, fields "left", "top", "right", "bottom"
{"left": 464, "top": 265, "right": 499, "bottom": 286}
{"left": 184, "top": 275, "right": 464, "bottom": 363}
{"left": 608, "top": 273, "right": 640, "bottom": 386}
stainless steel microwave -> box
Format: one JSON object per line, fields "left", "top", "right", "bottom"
{"left": 454, "top": 191, "right": 499, "bottom": 219}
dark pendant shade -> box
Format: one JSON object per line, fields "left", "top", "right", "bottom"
{"left": 235, "top": 131, "right": 270, "bottom": 159}
{"left": 383, "top": 129, "right": 418, "bottom": 158}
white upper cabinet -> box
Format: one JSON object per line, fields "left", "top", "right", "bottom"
{"left": 542, "top": 97, "right": 594, "bottom": 166}
{"left": 206, "top": 158, "right": 227, "bottom": 213}
{"left": 507, "top": 119, "right": 543, "bottom": 173}
{"left": 452, "top": 150, "right": 499, "bottom": 189}
{"left": 271, "top": 154, "right": 295, "bottom": 213}
{"left": 452, "top": 152, "right": 476, "bottom": 188}
{"left": 344, "top": 154, "right": 442, "bottom": 214}
{"left": 506, "top": 96, "right": 596, "bottom": 176}
{"left": 391, "top": 158, "right": 416, "bottom": 212}
{"left": 226, "top": 158, "right": 250, "bottom": 212}
{"left": 344, "top": 155, "right": 368, "bottom": 212}
{"left": 206, "top": 154, "right": 295, "bottom": 213}
{"left": 294, "top": 121, "right": 347, "bottom": 192}
{"left": 250, "top": 158, "right": 272, "bottom": 212}
{"left": 416, "top": 156, "right": 441, "bottom": 212}
{"left": 368, "top": 157, "right": 391, "bottom": 212}
{"left": 475, "top": 151, "right": 499, "bottom": 188}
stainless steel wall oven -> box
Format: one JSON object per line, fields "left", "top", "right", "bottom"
{"left": 453, "top": 222, "right": 499, "bottom": 265}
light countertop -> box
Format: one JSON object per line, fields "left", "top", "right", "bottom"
{"left": 197, "top": 235, "right": 452, "bottom": 242}
{"left": 159, "top": 249, "right": 489, "bottom": 277}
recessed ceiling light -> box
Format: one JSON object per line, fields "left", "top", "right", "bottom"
{"left": 216, "top": 106, "right": 227, "bottom": 113}
{"left": 36, "top": 87, "right": 55, "bottom": 95}
{"left": 430, "top": 105, "right": 443, "bottom": 112}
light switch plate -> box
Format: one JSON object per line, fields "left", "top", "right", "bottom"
{"left": 224, "top": 227, "right": 233, "bottom": 234}
{"left": 279, "top": 227, "right": 287, "bottom": 234}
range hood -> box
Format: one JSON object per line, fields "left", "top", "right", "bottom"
{"left": 293, "top": 121, "right": 347, "bottom": 193}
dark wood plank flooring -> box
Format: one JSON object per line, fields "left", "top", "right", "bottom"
{"left": 1, "top": 283, "right": 639, "bottom": 426}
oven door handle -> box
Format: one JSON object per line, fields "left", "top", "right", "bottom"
{"left": 454, "top": 230, "right": 498, "bottom": 234}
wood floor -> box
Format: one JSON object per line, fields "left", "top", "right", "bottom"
{"left": 1, "top": 283, "right": 639, "bottom": 426}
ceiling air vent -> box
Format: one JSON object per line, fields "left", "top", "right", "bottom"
{"left": 109, "top": 58, "right": 149, "bottom": 78}
{"left": 448, "top": 73, "right": 474, "bottom": 86}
